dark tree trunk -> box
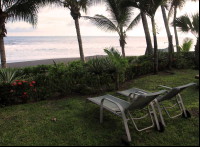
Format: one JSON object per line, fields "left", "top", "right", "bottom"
{"left": 141, "top": 11, "right": 153, "bottom": 55}
{"left": 70, "top": 4, "right": 86, "bottom": 63}
{"left": 120, "top": 34, "right": 126, "bottom": 58}
{"left": 174, "top": 6, "right": 180, "bottom": 52}
{"left": 0, "top": 14, "right": 7, "bottom": 69}
{"left": 161, "top": 6, "right": 174, "bottom": 70}
{"left": 195, "top": 37, "right": 199, "bottom": 69}
{"left": 121, "top": 44, "right": 126, "bottom": 58}
{"left": 74, "top": 18, "right": 85, "bottom": 63}
{"left": 151, "top": 17, "right": 158, "bottom": 75}
{"left": 168, "top": 35, "right": 173, "bottom": 70}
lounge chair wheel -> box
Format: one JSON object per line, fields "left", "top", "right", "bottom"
{"left": 156, "top": 122, "right": 165, "bottom": 132}
{"left": 182, "top": 110, "right": 191, "bottom": 118}
{"left": 121, "top": 135, "right": 130, "bottom": 146}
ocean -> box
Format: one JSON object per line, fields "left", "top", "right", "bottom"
{"left": 4, "top": 36, "right": 194, "bottom": 63}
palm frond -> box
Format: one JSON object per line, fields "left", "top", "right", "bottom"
{"left": 5, "top": 0, "right": 60, "bottom": 27}
{"left": 180, "top": 37, "right": 194, "bottom": 52}
{"left": 82, "top": 15, "right": 119, "bottom": 34}
{"left": 0, "top": 68, "right": 22, "bottom": 84}
{"left": 126, "top": 12, "right": 141, "bottom": 32}
{"left": 172, "top": 13, "right": 199, "bottom": 37}
{"left": 192, "top": 13, "right": 199, "bottom": 37}
{"left": 105, "top": 0, "right": 133, "bottom": 27}
{"left": 172, "top": 14, "right": 191, "bottom": 33}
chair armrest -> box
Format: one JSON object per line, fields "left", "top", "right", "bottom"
{"left": 101, "top": 98, "right": 124, "bottom": 113}
{"left": 155, "top": 85, "right": 172, "bottom": 92}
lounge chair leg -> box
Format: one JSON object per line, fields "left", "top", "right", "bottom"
{"left": 150, "top": 102, "right": 160, "bottom": 131}
{"left": 100, "top": 103, "right": 104, "bottom": 123}
{"left": 84, "top": 99, "right": 89, "bottom": 110}
{"left": 177, "top": 94, "right": 187, "bottom": 118}
{"left": 154, "top": 99, "right": 166, "bottom": 127}
{"left": 121, "top": 112, "right": 132, "bottom": 143}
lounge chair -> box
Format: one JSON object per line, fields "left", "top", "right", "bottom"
{"left": 117, "top": 83, "right": 197, "bottom": 127}
{"left": 84, "top": 90, "right": 167, "bottom": 143}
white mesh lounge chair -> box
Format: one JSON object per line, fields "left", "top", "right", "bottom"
{"left": 117, "top": 83, "right": 197, "bottom": 127}
{"left": 84, "top": 90, "right": 167, "bottom": 143}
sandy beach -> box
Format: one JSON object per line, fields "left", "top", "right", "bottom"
{"left": 1, "top": 55, "right": 107, "bottom": 68}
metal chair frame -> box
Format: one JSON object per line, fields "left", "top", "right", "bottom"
{"left": 85, "top": 91, "right": 166, "bottom": 142}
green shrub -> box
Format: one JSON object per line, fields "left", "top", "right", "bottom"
{"left": 0, "top": 68, "right": 23, "bottom": 84}
{"left": 0, "top": 51, "right": 196, "bottom": 107}
{"left": 0, "top": 80, "right": 38, "bottom": 107}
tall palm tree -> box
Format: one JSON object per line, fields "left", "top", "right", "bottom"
{"left": 161, "top": 0, "right": 174, "bottom": 70}
{"left": 62, "top": 0, "right": 102, "bottom": 62}
{"left": 172, "top": 12, "right": 199, "bottom": 69}
{"left": 168, "top": 0, "right": 198, "bottom": 52}
{"left": 141, "top": 11, "right": 153, "bottom": 55}
{"left": 0, "top": 0, "right": 59, "bottom": 69}
{"left": 83, "top": 0, "right": 141, "bottom": 58}
{"left": 120, "top": 0, "right": 154, "bottom": 55}
{"left": 121, "top": 0, "right": 163, "bottom": 74}
{"left": 168, "top": 0, "right": 186, "bottom": 52}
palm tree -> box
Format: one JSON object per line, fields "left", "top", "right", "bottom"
{"left": 180, "top": 38, "right": 194, "bottom": 52}
{"left": 172, "top": 12, "right": 199, "bottom": 69}
{"left": 83, "top": 0, "right": 141, "bottom": 58}
{"left": 141, "top": 11, "right": 153, "bottom": 55}
{"left": 168, "top": 0, "right": 198, "bottom": 52}
{"left": 0, "top": 0, "right": 59, "bottom": 69}
{"left": 120, "top": 0, "right": 154, "bottom": 55}
{"left": 168, "top": 0, "right": 186, "bottom": 52}
{"left": 161, "top": 0, "right": 174, "bottom": 70}
{"left": 62, "top": 0, "right": 102, "bottom": 63}
{"left": 121, "top": 0, "right": 163, "bottom": 74}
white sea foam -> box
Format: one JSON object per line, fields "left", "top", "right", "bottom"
{"left": 4, "top": 36, "right": 195, "bottom": 63}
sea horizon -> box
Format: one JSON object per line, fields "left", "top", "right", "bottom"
{"left": 4, "top": 36, "right": 196, "bottom": 63}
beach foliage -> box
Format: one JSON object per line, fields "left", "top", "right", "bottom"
{"left": 0, "top": 68, "right": 22, "bottom": 84}
{"left": 0, "top": 80, "right": 38, "bottom": 106}
{"left": 0, "top": 52, "right": 196, "bottom": 107}
{"left": 180, "top": 38, "right": 194, "bottom": 52}
{"left": 172, "top": 12, "right": 199, "bottom": 69}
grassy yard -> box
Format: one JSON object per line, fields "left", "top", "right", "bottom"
{"left": 0, "top": 69, "right": 199, "bottom": 146}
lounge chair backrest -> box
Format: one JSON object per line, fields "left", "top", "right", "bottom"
{"left": 126, "top": 90, "right": 167, "bottom": 111}
{"left": 159, "top": 83, "right": 197, "bottom": 102}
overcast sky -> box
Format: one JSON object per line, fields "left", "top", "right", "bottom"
{"left": 6, "top": 1, "right": 199, "bottom": 37}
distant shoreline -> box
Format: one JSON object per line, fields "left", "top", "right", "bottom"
{"left": 1, "top": 55, "right": 108, "bottom": 68}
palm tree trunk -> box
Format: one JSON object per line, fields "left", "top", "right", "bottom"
{"left": 0, "top": 17, "right": 6, "bottom": 68}
{"left": 74, "top": 18, "right": 86, "bottom": 63}
{"left": 174, "top": 6, "right": 180, "bottom": 52}
{"left": 161, "top": 5, "right": 174, "bottom": 70}
{"left": 120, "top": 35, "right": 126, "bottom": 58}
{"left": 195, "top": 37, "right": 199, "bottom": 69}
{"left": 151, "top": 16, "right": 158, "bottom": 74}
{"left": 141, "top": 11, "right": 153, "bottom": 55}
{"left": 121, "top": 41, "right": 126, "bottom": 58}
{"left": 168, "top": 35, "right": 173, "bottom": 70}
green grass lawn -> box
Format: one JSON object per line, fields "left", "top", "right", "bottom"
{"left": 0, "top": 69, "right": 199, "bottom": 146}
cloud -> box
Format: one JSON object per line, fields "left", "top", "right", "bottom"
{"left": 6, "top": 1, "right": 199, "bottom": 37}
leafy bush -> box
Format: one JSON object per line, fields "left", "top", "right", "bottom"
{"left": 0, "top": 68, "right": 23, "bottom": 84}
{"left": 0, "top": 51, "right": 196, "bottom": 107}
{"left": 0, "top": 80, "right": 38, "bottom": 107}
